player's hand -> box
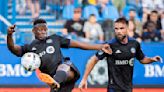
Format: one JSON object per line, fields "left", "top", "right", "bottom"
{"left": 152, "top": 56, "right": 163, "bottom": 63}
{"left": 7, "top": 25, "right": 16, "bottom": 35}
{"left": 78, "top": 79, "right": 88, "bottom": 89}
{"left": 102, "top": 44, "right": 112, "bottom": 54}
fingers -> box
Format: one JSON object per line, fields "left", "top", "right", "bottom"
{"left": 156, "top": 56, "right": 160, "bottom": 61}
{"left": 78, "top": 81, "right": 88, "bottom": 92}
{"left": 101, "top": 44, "right": 113, "bottom": 54}
{"left": 102, "top": 47, "right": 112, "bottom": 54}
{"left": 10, "top": 24, "right": 16, "bottom": 29}
{"left": 85, "top": 82, "right": 87, "bottom": 89}
{"left": 79, "top": 85, "right": 86, "bottom": 92}
{"left": 79, "top": 83, "right": 87, "bottom": 89}
{"left": 153, "top": 56, "right": 163, "bottom": 63}
{"left": 79, "top": 84, "right": 83, "bottom": 92}
{"left": 80, "top": 88, "right": 84, "bottom": 92}
{"left": 7, "top": 25, "right": 16, "bottom": 35}
{"left": 156, "top": 56, "right": 163, "bottom": 63}
{"left": 78, "top": 83, "right": 84, "bottom": 88}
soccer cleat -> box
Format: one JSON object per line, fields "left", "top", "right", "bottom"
{"left": 38, "top": 73, "right": 60, "bottom": 90}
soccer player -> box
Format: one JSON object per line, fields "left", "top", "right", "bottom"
{"left": 78, "top": 17, "right": 162, "bottom": 92}
{"left": 7, "top": 18, "right": 109, "bottom": 92}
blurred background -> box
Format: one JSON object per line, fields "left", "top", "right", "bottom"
{"left": 0, "top": 0, "right": 164, "bottom": 92}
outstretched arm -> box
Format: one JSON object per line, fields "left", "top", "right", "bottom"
{"left": 140, "top": 56, "right": 162, "bottom": 64}
{"left": 7, "top": 25, "right": 22, "bottom": 56}
{"left": 78, "top": 55, "right": 99, "bottom": 89}
{"left": 69, "top": 40, "right": 109, "bottom": 50}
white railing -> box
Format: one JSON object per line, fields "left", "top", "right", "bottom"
{"left": 0, "top": 15, "right": 15, "bottom": 44}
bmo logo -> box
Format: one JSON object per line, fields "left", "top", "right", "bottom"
{"left": 144, "top": 64, "right": 164, "bottom": 77}
{"left": 0, "top": 64, "right": 32, "bottom": 77}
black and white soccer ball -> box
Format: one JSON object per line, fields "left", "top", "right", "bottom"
{"left": 21, "top": 52, "right": 41, "bottom": 71}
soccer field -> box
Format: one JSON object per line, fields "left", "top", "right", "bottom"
{"left": 0, "top": 88, "right": 164, "bottom": 92}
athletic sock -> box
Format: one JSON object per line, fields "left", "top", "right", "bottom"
{"left": 53, "top": 71, "right": 67, "bottom": 83}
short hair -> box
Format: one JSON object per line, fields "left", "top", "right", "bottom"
{"left": 33, "top": 18, "right": 47, "bottom": 26}
{"left": 129, "top": 8, "right": 136, "bottom": 12}
{"left": 115, "top": 17, "right": 128, "bottom": 25}
{"left": 89, "top": 14, "right": 96, "bottom": 18}
{"left": 151, "top": 10, "right": 158, "bottom": 14}
{"left": 89, "top": 14, "right": 96, "bottom": 17}
{"left": 74, "top": 7, "right": 81, "bottom": 11}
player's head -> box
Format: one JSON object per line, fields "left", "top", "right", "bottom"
{"left": 32, "top": 18, "right": 48, "bottom": 40}
{"left": 114, "top": 17, "right": 128, "bottom": 41}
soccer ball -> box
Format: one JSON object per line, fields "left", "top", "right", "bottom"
{"left": 21, "top": 52, "right": 41, "bottom": 71}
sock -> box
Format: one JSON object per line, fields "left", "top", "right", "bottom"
{"left": 53, "top": 71, "right": 68, "bottom": 83}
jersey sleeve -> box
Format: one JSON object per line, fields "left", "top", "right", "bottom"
{"left": 58, "top": 35, "right": 70, "bottom": 48}
{"left": 19, "top": 44, "right": 30, "bottom": 57}
{"left": 135, "top": 42, "right": 145, "bottom": 60}
{"left": 95, "top": 50, "right": 108, "bottom": 60}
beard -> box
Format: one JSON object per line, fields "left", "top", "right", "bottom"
{"left": 116, "top": 34, "right": 127, "bottom": 41}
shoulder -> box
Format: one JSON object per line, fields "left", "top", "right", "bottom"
{"left": 48, "top": 34, "right": 61, "bottom": 40}
{"left": 30, "top": 39, "right": 39, "bottom": 45}
{"left": 94, "top": 23, "right": 101, "bottom": 28}
{"left": 67, "top": 19, "right": 73, "bottom": 22}
{"left": 79, "top": 19, "right": 85, "bottom": 23}
{"left": 65, "top": 20, "right": 73, "bottom": 24}
{"left": 128, "top": 37, "right": 136, "bottom": 42}
{"left": 128, "top": 37, "right": 140, "bottom": 46}
{"left": 84, "top": 21, "right": 90, "bottom": 25}
{"left": 106, "top": 38, "right": 117, "bottom": 45}
{"left": 49, "top": 34, "right": 57, "bottom": 38}
{"left": 128, "top": 37, "right": 139, "bottom": 43}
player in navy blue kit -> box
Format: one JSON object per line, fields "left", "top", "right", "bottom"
{"left": 79, "top": 17, "right": 162, "bottom": 92}
{"left": 7, "top": 19, "right": 110, "bottom": 92}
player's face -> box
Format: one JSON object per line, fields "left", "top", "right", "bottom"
{"left": 114, "top": 22, "right": 128, "bottom": 41}
{"left": 32, "top": 25, "right": 48, "bottom": 40}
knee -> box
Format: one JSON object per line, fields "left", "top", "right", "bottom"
{"left": 57, "top": 64, "right": 70, "bottom": 72}
{"left": 56, "top": 64, "right": 75, "bottom": 80}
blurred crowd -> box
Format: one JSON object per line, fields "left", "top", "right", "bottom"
{"left": 13, "top": 0, "right": 164, "bottom": 43}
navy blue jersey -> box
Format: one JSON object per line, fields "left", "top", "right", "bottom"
{"left": 96, "top": 37, "right": 145, "bottom": 90}
{"left": 19, "top": 34, "right": 70, "bottom": 76}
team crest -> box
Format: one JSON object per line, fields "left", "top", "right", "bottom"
{"left": 130, "top": 47, "right": 136, "bottom": 54}
{"left": 32, "top": 47, "right": 36, "bottom": 51}
{"left": 46, "top": 46, "right": 55, "bottom": 54}
{"left": 98, "top": 50, "right": 104, "bottom": 55}
{"left": 46, "top": 39, "right": 53, "bottom": 43}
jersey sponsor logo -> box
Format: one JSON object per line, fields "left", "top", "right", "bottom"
{"left": 115, "top": 58, "right": 134, "bottom": 66}
{"left": 130, "top": 47, "right": 136, "bottom": 54}
{"left": 115, "top": 50, "right": 122, "bottom": 54}
{"left": 46, "top": 46, "right": 55, "bottom": 54}
{"left": 46, "top": 39, "right": 53, "bottom": 43}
